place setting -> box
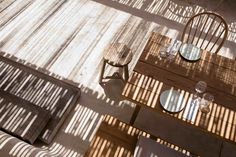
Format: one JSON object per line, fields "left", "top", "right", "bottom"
{"left": 157, "top": 40, "right": 211, "bottom": 114}
{"left": 159, "top": 81, "right": 214, "bottom": 115}
{"left": 159, "top": 42, "right": 203, "bottom": 62}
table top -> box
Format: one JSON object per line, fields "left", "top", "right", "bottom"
{"left": 122, "top": 32, "right": 236, "bottom": 144}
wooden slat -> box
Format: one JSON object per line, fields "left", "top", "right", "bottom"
{"left": 0, "top": 0, "right": 33, "bottom": 28}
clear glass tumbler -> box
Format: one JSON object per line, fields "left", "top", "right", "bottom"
{"left": 159, "top": 43, "right": 171, "bottom": 60}
{"left": 199, "top": 93, "right": 214, "bottom": 113}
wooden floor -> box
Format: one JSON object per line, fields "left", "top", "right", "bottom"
{"left": 0, "top": 0, "right": 235, "bottom": 156}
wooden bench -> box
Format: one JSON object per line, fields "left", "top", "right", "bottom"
{"left": 0, "top": 51, "right": 81, "bottom": 144}
{"left": 85, "top": 115, "right": 194, "bottom": 157}
{"left": 134, "top": 108, "right": 222, "bottom": 157}
{"left": 0, "top": 88, "right": 51, "bottom": 144}
{"left": 134, "top": 136, "right": 189, "bottom": 157}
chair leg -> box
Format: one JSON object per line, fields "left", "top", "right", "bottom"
{"left": 124, "top": 65, "right": 129, "bottom": 82}
{"left": 99, "top": 60, "right": 106, "bottom": 83}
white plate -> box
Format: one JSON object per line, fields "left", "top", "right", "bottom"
{"left": 160, "top": 89, "right": 185, "bottom": 113}
{"left": 179, "top": 43, "right": 201, "bottom": 61}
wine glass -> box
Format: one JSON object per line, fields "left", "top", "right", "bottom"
{"left": 195, "top": 81, "right": 207, "bottom": 94}
{"left": 193, "top": 81, "right": 207, "bottom": 100}
{"left": 199, "top": 93, "right": 214, "bottom": 113}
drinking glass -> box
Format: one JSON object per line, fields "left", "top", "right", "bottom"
{"left": 159, "top": 40, "right": 181, "bottom": 62}
{"left": 195, "top": 81, "right": 207, "bottom": 94}
{"left": 199, "top": 93, "right": 214, "bottom": 113}
{"left": 159, "top": 43, "right": 171, "bottom": 60}
{"left": 166, "top": 46, "right": 177, "bottom": 62}
{"left": 192, "top": 81, "right": 207, "bottom": 102}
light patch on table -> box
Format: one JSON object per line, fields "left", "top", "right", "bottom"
{"left": 182, "top": 94, "right": 199, "bottom": 123}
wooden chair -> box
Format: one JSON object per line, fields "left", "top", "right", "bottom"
{"left": 181, "top": 12, "right": 228, "bottom": 54}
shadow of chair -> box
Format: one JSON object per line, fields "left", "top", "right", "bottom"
{"left": 181, "top": 12, "right": 228, "bottom": 54}
{"left": 100, "top": 79, "right": 125, "bottom": 102}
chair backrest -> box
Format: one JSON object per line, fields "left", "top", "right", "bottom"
{"left": 181, "top": 12, "right": 228, "bottom": 54}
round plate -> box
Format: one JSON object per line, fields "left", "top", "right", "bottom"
{"left": 179, "top": 43, "right": 201, "bottom": 61}
{"left": 160, "top": 89, "right": 185, "bottom": 113}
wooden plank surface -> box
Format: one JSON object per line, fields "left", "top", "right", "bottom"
{"left": 142, "top": 32, "right": 236, "bottom": 70}
{"left": 0, "top": 0, "right": 160, "bottom": 155}
{"left": 0, "top": 0, "right": 234, "bottom": 155}
{"left": 0, "top": 0, "right": 156, "bottom": 90}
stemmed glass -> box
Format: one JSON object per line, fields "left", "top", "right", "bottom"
{"left": 192, "top": 81, "right": 207, "bottom": 107}
{"left": 194, "top": 81, "right": 207, "bottom": 98}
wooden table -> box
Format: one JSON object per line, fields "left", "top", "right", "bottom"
{"left": 122, "top": 32, "right": 236, "bottom": 157}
